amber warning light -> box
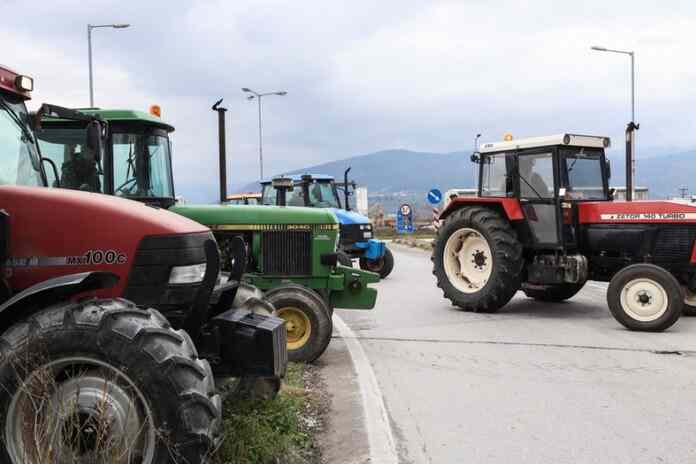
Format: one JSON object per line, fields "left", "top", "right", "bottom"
{"left": 149, "top": 105, "right": 161, "bottom": 117}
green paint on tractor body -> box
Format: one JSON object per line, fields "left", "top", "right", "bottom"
{"left": 37, "top": 108, "right": 378, "bottom": 311}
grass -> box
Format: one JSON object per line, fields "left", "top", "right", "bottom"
{"left": 212, "top": 363, "right": 317, "bottom": 464}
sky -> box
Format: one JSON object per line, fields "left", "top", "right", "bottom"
{"left": 4, "top": 0, "right": 696, "bottom": 202}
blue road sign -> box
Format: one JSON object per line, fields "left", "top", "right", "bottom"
{"left": 396, "top": 203, "right": 414, "bottom": 234}
{"left": 427, "top": 188, "right": 443, "bottom": 205}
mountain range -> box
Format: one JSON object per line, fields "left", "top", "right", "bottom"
{"left": 235, "top": 148, "right": 696, "bottom": 200}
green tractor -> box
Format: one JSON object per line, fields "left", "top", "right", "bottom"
{"left": 36, "top": 106, "right": 379, "bottom": 363}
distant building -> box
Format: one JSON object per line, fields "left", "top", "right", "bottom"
{"left": 611, "top": 186, "right": 649, "bottom": 201}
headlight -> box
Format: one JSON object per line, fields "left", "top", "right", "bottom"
{"left": 169, "top": 263, "right": 207, "bottom": 284}
{"left": 363, "top": 231, "right": 373, "bottom": 238}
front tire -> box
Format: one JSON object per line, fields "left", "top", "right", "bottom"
{"left": 0, "top": 298, "right": 220, "bottom": 464}
{"left": 432, "top": 206, "right": 522, "bottom": 312}
{"left": 607, "top": 264, "right": 683, "bottom": 332}
{"left": 359, "top": 246, "right": 394, "bottom": 278}
{"left": 265, "top": 285, "right": 332, "bottom": 363}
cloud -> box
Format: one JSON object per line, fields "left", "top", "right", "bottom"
{"left": 3, "top": 0, "right": 695, "bottom": 202}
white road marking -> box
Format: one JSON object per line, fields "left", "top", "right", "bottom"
{"left": 333, "top": 314, "right": 398, "bottom": 464}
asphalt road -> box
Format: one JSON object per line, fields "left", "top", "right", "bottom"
{"left": 336, "top": 244, "right": 696, "bottom": 464}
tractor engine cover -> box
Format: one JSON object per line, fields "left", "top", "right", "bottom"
{"left": 527, "top": 254, "right": 588, "bottom": 285}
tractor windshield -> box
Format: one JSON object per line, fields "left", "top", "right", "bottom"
{"left": 112, "top": 132, "right": 174, "bottom": 200}
{"left": 261, "top": 179, "right": 341, "bottom": 208}
{"left": 305, "top": 180, "right": 340, "bottom": 208}
{"left": 562, "top": 148, "right": 607, "bottom": 200}
{"left": 0, "top": 94, "right": 44, "bottom": 187}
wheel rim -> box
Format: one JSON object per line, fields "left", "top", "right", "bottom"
{"left": 620, "top": 278, "right": 669, "bottom": 322}
{"left": 443, "top": 227, "right": 493, "bottom": 294}
{"left": 6, "top": 356, "right": 156, "bottom": 464}
{"left": 277, "top": 306, "right": 312, "bottom": 350}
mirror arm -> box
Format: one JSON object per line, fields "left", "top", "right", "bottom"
{"left": 41, "top": 157, "right": 60, "bottom": 188}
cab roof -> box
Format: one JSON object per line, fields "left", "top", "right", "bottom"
{"left": 260, "top": 174, "right": 335, "bottom": 184}
{"left": 479, "top": 133, "right": 610, "bottom": 154}
{"left": 41, "top": 108, "right": 174, "bottom": 132}
{"left": 0, "top": 64, "right": 31, "bottom": 99}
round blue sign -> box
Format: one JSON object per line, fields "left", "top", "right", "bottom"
{"left": 427, "top": 188, "right": 443, "bottom": 205}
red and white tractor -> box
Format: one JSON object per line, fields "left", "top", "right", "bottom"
{"left": 433, "top": 133, "right": 696, "bottom": 332}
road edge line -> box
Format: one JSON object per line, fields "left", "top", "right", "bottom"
{"left": 332, "top": 314, "right": 398, "bottom": 464}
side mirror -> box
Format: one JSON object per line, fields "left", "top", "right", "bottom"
{"left": 605, "top": 159, "right": 611, "bottom": 179}
{"left": 85, "top": 120, "right": 103, "bottom": 163}
{"left": 470, "top": 153, "right": 480, "bottom": 163}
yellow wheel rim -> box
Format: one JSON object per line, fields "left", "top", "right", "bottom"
{"left": 277, "top": 306, "right": 312, "bottom": 350}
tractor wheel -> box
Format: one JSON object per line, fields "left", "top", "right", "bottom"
{"left": 607, "top": 264, "right": 683, "bottom": 332}
{"left": 359, "top": 246, "right": 395, "bottom": 278}
{"left": 432, "top": 206, "right": 522, "bottom": 312}
{"left": 265, "top": 284, "right": 332, "bottom": 363}
{"left": 337, "top": 250, "right": 353, "bottom": 267}
{"left": 682, "top": 288, "right": 696, "bottom": 316}
{"left": 523, "top": 279, "right": 586, "bottom": 302}
{"left": 0, "top": 298, "right": 220, "bottom": 464}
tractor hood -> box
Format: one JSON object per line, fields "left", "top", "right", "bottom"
{"left": 170, "top": 204, "right": 339, "bottom": 226}
{"left": 3, "top": 185, "right": 209, "bottom": 295}
{"left": 329, "top": 208, "right": 370, "bottom": 226}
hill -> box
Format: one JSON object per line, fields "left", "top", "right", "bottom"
{"left": 236, "top": 149, "right": 477, "bottom": 193}
{"left": 233, "top": 148, "right": 696, "bottom": 204}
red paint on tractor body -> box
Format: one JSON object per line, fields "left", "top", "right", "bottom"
{"left": 2, "top": 186, "right": 208, "bottom": 297}
{"left": 0, "top": 65, "right": 30, "bottom": 99}
{"left": 578, "top": 200, "right": 696, "bottom": 224}
{"left": 439, "top": 197, "right": 525, "bottom": 221}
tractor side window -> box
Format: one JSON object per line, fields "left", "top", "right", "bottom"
{"left": 563, "top": 149, "right": 606, "bottom": 200}
{"left": 261, "top": 184, "right": 275, "bottom": 205}
{"left": 481, "top": 153, "right": 512, "bottom": 197}
{"left": 518, "top": 153, "right": 553, "bottom": 199}
{"left": 35, "top": 127, "right": 104, "bottom": 193}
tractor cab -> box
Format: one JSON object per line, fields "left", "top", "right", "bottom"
{"left": 475, "top": 133, "right": 611, "bottom": 250}
{"left": 261, "top": 171, "right": 394, "bottom": 278}
{"left": 36, "top": 107, "right": 176, "bottom": 208}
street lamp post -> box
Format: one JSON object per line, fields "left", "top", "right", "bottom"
{"left": 242, "top": 88, "right": 287, "bottom": 180}
{"left": 591, "top": 45, "right": 638, "bottom": 201}
{"left": 88, "top": 23, "right": 130, "bottom": 107}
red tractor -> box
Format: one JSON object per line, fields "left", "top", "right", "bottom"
{"left": 433, "top": 133, "right": 696, "bottom": 332}
{"left": 0, "top": 64, "right": 286, "bottom": 463}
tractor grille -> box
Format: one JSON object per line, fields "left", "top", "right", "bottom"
{"left": 262, "top": 230, "right": 312, "bottom": 275}
{"left": 654, "top": 227, "right": 696, "bottom": 262}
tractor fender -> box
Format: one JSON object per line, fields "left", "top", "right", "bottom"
{"left": 0, "top": 271, "right": 119, "bottom": 328}
{"left": 439, "top": 197, "right": 524, "bottom": 222}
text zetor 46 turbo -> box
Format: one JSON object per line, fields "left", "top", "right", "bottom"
{"left": 432, "top": 133, "right": 696, "bottom": 332}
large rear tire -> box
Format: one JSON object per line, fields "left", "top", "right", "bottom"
{"left": 0, "top": 298, "right": 220, "bottom": 464}
{"left": 265, "top": 284, "right": 332, "bottom": 363}
{"left": 607, "top": 264, "right": 683, "bottom": 332}
{"left": 523, "top": 279, "right": 587, "bottom": 302}
{"left": 432, "top": 206, "right": 522, "bottom": 312}
{"left": 359, "top": 246, "right": 394, "bottom": 279}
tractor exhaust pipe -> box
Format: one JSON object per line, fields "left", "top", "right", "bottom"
{"left": 625, "top": 121, "right": 639, "bottom": 201}
{"left": 344, "top": 167, "right": 351, "bottom": 211}
{"left": 212, "top": 99, "right": 228, "bottom": 204}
